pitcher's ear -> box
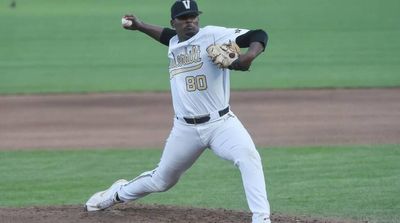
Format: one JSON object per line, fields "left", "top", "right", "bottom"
{"left": 170, "top": 19, "right": 175, "bottom": 28}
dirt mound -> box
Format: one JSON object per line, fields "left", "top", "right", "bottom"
{"left": 0, "top": 203, "right": 358, "bottom": 223}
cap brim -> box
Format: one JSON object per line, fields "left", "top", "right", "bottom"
{"left": 173, "top": 10, "right": 202, "bottom": 19}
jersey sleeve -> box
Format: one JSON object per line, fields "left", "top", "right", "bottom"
{"left": 235, "top": 29, "right": 268, "bottom": 50}
{"left": 160, "top": 28, "right": 177, "bottom": 46}
{"left": 206, "top": 26, "right": 250, "bottom": 45}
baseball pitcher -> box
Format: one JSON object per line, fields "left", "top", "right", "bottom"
{"left": 85, "top": 1, "right": 270, "bottom": 223}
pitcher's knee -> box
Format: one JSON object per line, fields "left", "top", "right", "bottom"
{"left": 233, "top": 147, "right": 262, "bottom": 168}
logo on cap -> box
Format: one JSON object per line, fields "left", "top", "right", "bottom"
{"left": 171, "top": 0, "right": 201, "bottom": 19}
{"left": 182, "top": 0, "right": 191, "bottom": 9}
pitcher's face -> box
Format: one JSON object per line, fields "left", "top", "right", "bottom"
{"left": 171, "top": 14, "right": 200, "bottom": 42}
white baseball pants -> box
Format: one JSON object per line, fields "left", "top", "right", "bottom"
{"left": 118, "top": 112, "right": 270, "bottom": 223}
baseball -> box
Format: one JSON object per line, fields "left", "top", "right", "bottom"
{"left": 122, "top": 18, "right": 132, "bottom": 27}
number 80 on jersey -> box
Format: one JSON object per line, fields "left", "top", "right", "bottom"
{"left": 185, "top": 75, "right": 208, "bottom": 92}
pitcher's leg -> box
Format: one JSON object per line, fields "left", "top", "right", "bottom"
{"left": 118, "top": 122, "right": 206, "bottom": 201}
{"left": 210, "top": 115, "right": 270, "bottom": 222}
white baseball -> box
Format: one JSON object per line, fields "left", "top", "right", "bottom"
{"left": 121, "top": 18, "right": 132, "bottom": 27}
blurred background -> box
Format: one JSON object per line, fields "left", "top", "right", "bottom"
{"left": 1, "top": 0, "right": 399, "bottom": 94}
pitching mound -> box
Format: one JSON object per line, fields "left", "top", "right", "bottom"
{"left": 0, "top": 203, "right": 356, "bottom": 223}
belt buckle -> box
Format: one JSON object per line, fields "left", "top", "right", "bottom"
{"left": 192, "top": 115, "right": 200, "bottom": 125}
{"left": 189, "top": 115, "right": 209, "bottom": 124}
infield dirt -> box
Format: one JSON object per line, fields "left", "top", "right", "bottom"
{"left": 1, "top": 88, "right": 399, "bottom": 223}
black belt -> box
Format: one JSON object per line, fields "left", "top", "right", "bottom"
{"left": 183, "top": 106, "right": 230, "bottom": 124}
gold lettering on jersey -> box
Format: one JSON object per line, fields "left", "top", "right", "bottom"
{"left": 170, "top": 45, "right": 202, "bottom": 69}
{"left": 169, "top": 45, "right": 203, "bottom": 78}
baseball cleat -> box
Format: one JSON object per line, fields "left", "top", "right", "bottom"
{"left": 252, "top": 213, "right": 271, "bottom": 223}
{"left": 85, "top": 179, "right": 128, "bottom": 212}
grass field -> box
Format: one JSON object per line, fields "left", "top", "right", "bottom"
{"left": 0, "top": 145, "right": 399, "bottom": 223}
{"left": 1, "top": 0, "right": 400, "bottom": 94}
{"left": 1, "top": 1, "right": 399, "bottom": 223}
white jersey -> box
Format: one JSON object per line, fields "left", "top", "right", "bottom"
{"left": 168, "top": 25, "right": 249, "bottom": 118}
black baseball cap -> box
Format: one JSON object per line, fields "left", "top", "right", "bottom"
{"left": 171, "top": 0, "right": 202, "bottom": 19}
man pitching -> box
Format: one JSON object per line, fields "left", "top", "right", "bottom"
{"left": 85, "top": 1, "right": 270, "bottom": 222}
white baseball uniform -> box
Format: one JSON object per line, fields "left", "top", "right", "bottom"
{"left": 118, "top": 26, "right": 270, "bottom": 223}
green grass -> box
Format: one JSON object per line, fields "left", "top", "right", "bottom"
{"left": 1, "top": 0, "right": 400, "bottom": 94}
{"left": 0, "top": 145, "right": 399, "bottom": 223}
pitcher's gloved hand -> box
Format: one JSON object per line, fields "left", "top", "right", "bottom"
{"left": 206, "top": 41, "right": 240, "bottom": 69}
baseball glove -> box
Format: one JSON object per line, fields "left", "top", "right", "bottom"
{"left": 206, "top": 41, "right": 240, "bottom": 69}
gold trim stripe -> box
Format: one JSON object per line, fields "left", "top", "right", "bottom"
{"left": 170, "top": 63, "right": 203, "bottom": 79}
